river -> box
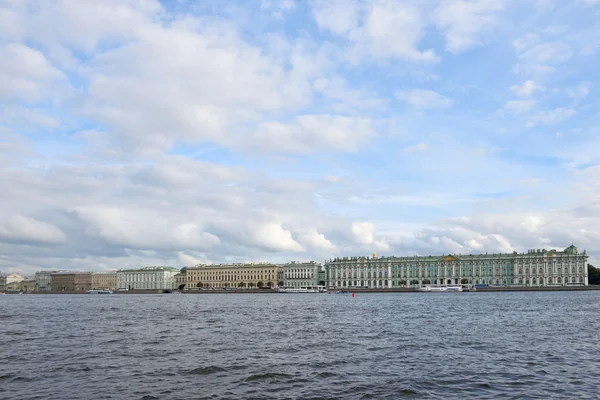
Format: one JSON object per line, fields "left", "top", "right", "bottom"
{"left": 1, "top": 291, "right": 599, "bottom": 399}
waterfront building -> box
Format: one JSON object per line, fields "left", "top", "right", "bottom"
{"left": 186, "top": 262, "right": 281, "bottom": 289}
{"left": 0, "top": 274, "right": 5, "bottom": 292}
{"left": 91, "top": 272, "right": 117, "bottom": 290}
{"left": 325, "top": 245, "right": 589, "bottom": 288}
{"left": 74, "top": 272, "right": 92, "bottom": 292}
{"left": 51, "top": 272, "right": 75, "bottom": 291}
{"left": 174, "top": 271, "right": 186, "bottom": 289}
{"left": 6, "top": 273, "right": 24, "bottom": 285}
{"left": 279, "top": 261, "right": 323, "bottom": 288}
{"left": 16, "top": 279, "right": 36, "bottom": 292}
{"left": 116, "top": 266, "right": 179, "bottom": 290}
{"left": 35, "top": 271, "right": 55, "bottom": 291}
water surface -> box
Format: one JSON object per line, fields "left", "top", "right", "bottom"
{"left": 1, "top": 291, "right": 599, "bottom": 399}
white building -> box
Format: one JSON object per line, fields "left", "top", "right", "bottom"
{"left": 325, "top": 244, "right": 589, "bottom": 288}
{"left": 279, "top": 261, "right": 323, "bottom": 288}
{"left": 116, "top": 266, "right": 179, "bottom": 290}
{"left": 35, "top": 271, "right": 55, "bottom": 291}
{"left": 6, "top": 273, "right": 24, "bottom": 284}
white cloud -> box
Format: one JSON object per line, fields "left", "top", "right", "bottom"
{"left": 513, "top": 41, "right": 572, "bottom": 76}
{"left": 313, "top": 0, "right": 438, "bottom": 62}
{"left": 0, "top": 43, "right": 67, "bottom": 102}
{"left": 404, "top": 143, "right": 429, "bottom": 153}
{"left": 504, "top": 100, "right": 536, "bottom": 114}
{"left": 510, "top": 80, "right": 544, "bottom": 97}
{"left": 566, "top": 81, "right": 591, "bottom": 101}
{"left": 351, "top": 222, "right": 389, "bottom": 251}
{"left": 395, "top": 89, "right": 454, "bottom": 109}
{"left": 0, "top": 215, "right": 68, "bottom": 245}
{"left": 526, "top": 108, "right": 577, "bottom": 127}
{"left": 252, "top": 115, "right": 377, "bottom": 154}
{"left": 434, "top": 0, "right": 506, "bottom": 54}
{"left": 253, "top": 223, "right": 305, "bottom": 252}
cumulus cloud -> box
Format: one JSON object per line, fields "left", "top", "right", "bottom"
{"left": 434, "top": 0, "right": 506, "bottom": 54}
{"left": 252, "top": 115, "right": 377, "bottom": 154}
{"left": 526, "top": 108, "right": 577, "bottom": 127}
{"left": 0, "top": 215, "right": 68, "bottom": 245}
{"left": 404, "top": 143, "right": 429, "bottom": 153}
{"left": 504, "top": 100, "right": 536, "bottom": 114}
{"left": 313, "top": 0, "right": 438, "bottom": 62}
{"left": 510, "top": 80, "right": 544, "bottom": 97}
{"left": 395, "top": 89, "right": 454, "bottom": 109}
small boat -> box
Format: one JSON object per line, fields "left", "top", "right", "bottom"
{"left": 276, "top": 287, "right": 320, "bottom": 293}
{"left": 418, "top": 285, "right": 463, "bottom": 292}
{"left": 85, "top": 290, "right": 113, "bottom": 294}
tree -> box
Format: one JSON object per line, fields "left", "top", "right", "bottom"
{"left": 238, "top": 282, "right": 246, "bottom": 288}
{"left": 278, "top": 281, "right": 284, "bottom": 287}
{"left": 399, "top": 280, "right": 407, "bottom": 287}
{"left": 196, "top": 282, "right": 203, "bottom": 288}
{"left": 248, "top": 282, "right": 254, "bottom": 288}
{"left": 318, "top": 280, "right": 325, "bottom": 286}
{"left": 589, "top": 264, "right": 600, "bottom": 285}
{"left": 460, "top": 278, "right": 469, "bottom": 284}
{"left": 422, "top": 279, "right": 431, "bottom": 284}
{"left": 257, "top": 281, "right": 264, "bottom": 288}
{"left": 266, "top": 281, "right": 273, "bottom": 287}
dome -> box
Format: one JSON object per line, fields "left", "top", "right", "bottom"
{"left": 564, "top": 243, "right": 579, "bottom": 255}
{"left": 372, "top": 250, "right": 377, "bottom": 259}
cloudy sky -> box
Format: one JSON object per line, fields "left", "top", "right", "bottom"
{"left": 1, "top": 0, "right": 599, "bottom": 276}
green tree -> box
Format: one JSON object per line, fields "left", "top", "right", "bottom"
{"left": 588, "top": 264, "right": 600, "bottom": 285}
{"left": 257, "top": 281, "right": 264, "bottom": 288}
{"left": 196, "top": 282, "right": 203, "bottom": 288}
{"left": 248, "top": 282, "right": 254, "bottom": 288}
{"left": 318, "top": 280, "right": 325, "bottom": 286}
{"left": 238, "top": 282, "right": 246, "bottom": 288}
{"left": 422, "top": 279, "right": 431, "bottom": 284}
{"left": 266, "top": 281, "right": 273, "bottom": 287}
{"left": 460, "top": 278, "right": 469, "bottom": 284}
{"left": 278, "top": 281, "right": 284, "bottom": 287}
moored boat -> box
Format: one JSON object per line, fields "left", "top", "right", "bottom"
{"left": 85, "top": 289, "right": 113, "bottom": 294}
{"left": 417, "top": 285, "right": 463, "bottom": 292}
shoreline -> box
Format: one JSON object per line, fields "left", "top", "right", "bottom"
{"left": 3, "top": 285, "right": 600, "bottom": 295}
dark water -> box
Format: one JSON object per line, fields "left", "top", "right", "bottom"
{"left": 1, "top": 292, "right": 599, "bottom": 399}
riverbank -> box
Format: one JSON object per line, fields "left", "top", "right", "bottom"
{"left": 3, "top": 285, "right": 600, "bottom": 295}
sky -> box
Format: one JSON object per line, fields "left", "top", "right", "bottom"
{"left": 1, "top": 0, "right": 600, "bottom": 276}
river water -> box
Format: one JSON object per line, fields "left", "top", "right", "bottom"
{"left": 1, "top": 291, "right": 599, "bottom": 399}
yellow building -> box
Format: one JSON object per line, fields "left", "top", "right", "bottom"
{"left": 91, "top": 272, "right": 117, "bottom": 290}
{"left": 186, "top": 262, "right": 281, "bottom": 289}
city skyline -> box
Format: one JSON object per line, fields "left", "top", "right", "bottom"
{"left": 1, "top": 0, "right": 600, "bottom": 276}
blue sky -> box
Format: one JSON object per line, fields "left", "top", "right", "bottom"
{"left": 1, "top": 0, "right": 600, "bottom": 275}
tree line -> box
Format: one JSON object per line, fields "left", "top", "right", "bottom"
{"left": 588, "top": 264, "right": 600, "bottom": 285}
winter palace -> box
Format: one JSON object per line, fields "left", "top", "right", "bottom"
{"left": 324, "top": 244, "right": 589, "bottom": 288}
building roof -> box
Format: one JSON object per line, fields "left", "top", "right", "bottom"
{"left": 117, "top": 266, "right": 179, "bottom": 272}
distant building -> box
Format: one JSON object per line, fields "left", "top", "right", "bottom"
{"left": 91, "top": 272, "right": 117, "bottom": 290}
{"left": 325, "top": 245, "right": 589, "bottom": 288}
{"left": 186, "top": 262, "right": 281, "bottom": 289}
{"left": 6, "top": 273, "right": 24, "bottom": 285}
{"left": 116, "top": 266, "right": 179, "bottom": 290}
{"left": 0, "top": 274, "right": 6, "bottom": 292}
{"left": 51, "top": 272, "right": 76, "bottom": 291}
{"left": 279, "top": 261, "right": 323, "bottom": 289}
{"left": 174, "top": 272, "right": 186, "bottom": 289}
{"left": 13, "top": 279, "right": 36, "bottom": 292}
{"left": 35, "top": 271, "right": 55, "bottom": 291}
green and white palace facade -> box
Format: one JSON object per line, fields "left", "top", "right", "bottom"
{"left": 324, "top": 244, "right": 589, "bottom": 288}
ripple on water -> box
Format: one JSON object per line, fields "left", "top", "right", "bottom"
{"left": 1, "top": 292, "right": 600, "bottom": 399}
